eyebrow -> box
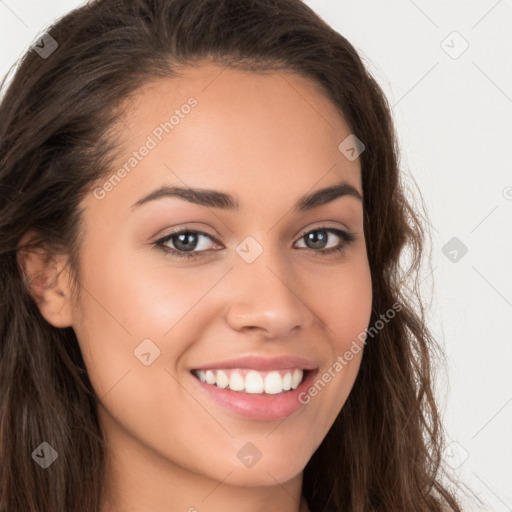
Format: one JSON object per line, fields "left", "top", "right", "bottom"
{"left": 130, "top": 180, "right": 362, "bottom": 212}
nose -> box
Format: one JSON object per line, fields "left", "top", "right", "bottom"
{"left": 223, "top": 244, "right": 315, "bottom": 339}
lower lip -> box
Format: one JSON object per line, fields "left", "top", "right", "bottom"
{"left": 190, "top": 369, "right": 319, "bottom": 421}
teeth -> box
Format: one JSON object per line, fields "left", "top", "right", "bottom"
{"left": 215, "top": 369, "right": 229, "bottom": 389}
{"left": 194, "top": 368, "right": 305, "bottom": 394}
{"left": 282, "top": 371, "right": 292, "bottom": 391}
{"left": 263, "top": 371, "right": 281, "bottom": 394}
{"left": 229, "top": 371, "right": 245, "bottom": 391}
{"left": 205, "top": 370, "right": 216, "bottom": 385}
{"left": 245, "top": 371, "right": 263, "bottom": 393}
{"left": 291, "top": 370, "right": 303, "bottom": 389}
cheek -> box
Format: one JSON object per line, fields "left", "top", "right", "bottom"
{"left": 316, "top": 256, "right": 373, "bottom": 344}
{"left": 298, "top": 257, "right": 372, "bottom": 424}
{"left": 69, "top": 238, "right": 184, "bottom": 397}
{"left": 70, "top": 253, "right": 200, "bottom": 450}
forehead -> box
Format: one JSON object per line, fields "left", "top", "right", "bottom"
{"left": 122, "top": 62, "right": 346, "bottom": 130}
{"left": 87, "top": 63, "right": 362, "bottom": 217}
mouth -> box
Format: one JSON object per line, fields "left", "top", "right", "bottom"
{"left": 189, "top": 366, "right": 319, "bottom": 421}
{"left": 190, "top": 367, "right": 312, "bottom": 396}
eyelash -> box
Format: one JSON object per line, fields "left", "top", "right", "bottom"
{"left": 153, "top": 226, "right": 356, "bottom": 261}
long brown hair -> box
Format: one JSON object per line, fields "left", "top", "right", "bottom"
{"left": 0, "top": 0, "right": 463, "bottom": 510}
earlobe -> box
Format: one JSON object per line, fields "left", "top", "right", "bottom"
{"left": 16, "top": 243, "right": 74, "bottom": 329}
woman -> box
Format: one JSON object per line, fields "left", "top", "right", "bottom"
{"left": 0, "top": 0, "right": 463, "bottom": 511}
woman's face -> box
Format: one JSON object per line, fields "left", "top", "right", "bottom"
{"left": 65, "top": 64, "right": 372, "bottom": 506}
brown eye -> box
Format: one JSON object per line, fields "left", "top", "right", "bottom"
{"left": 154, "top": 230, "right": 219, "bottom": 261}
{"left": 294, "top": 227, "right": 356, "bottom": 256}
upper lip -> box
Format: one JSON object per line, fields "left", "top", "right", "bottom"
{"left": 190, "top": 355, "right": 318, "bottom": 372}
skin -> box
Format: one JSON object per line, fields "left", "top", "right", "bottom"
{"left": 18, "top": 63, "right": 373, "bottom": 512}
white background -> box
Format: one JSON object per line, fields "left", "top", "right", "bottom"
{"left": 1, "top": 1, "right": 511, "bottom": 510}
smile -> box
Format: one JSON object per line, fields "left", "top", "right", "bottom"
{"left": 190, "top": 368, "right": 318, "bottom": 421}
{"left": 191, "top": 368, "right": 307, "bottom": 395}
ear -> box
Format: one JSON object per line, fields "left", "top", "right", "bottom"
{"left": 16, "top": 232, "right": 74, "bottom": 328}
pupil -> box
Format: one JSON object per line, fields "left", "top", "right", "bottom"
{"left": 175, "top": 232, "right": 197, "bottom": 251}
{"left": 307, "top": 230, "right": 327, "bottom": 249}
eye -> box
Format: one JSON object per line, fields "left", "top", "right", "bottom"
{"left": 153, "top": 230, "right": 220, "bottom": 260}
{"left": 153, "top": 226, "right": 356, "bottom": 261}
{"left": 294, "top": 227, "right": 356, "bottom": 256}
